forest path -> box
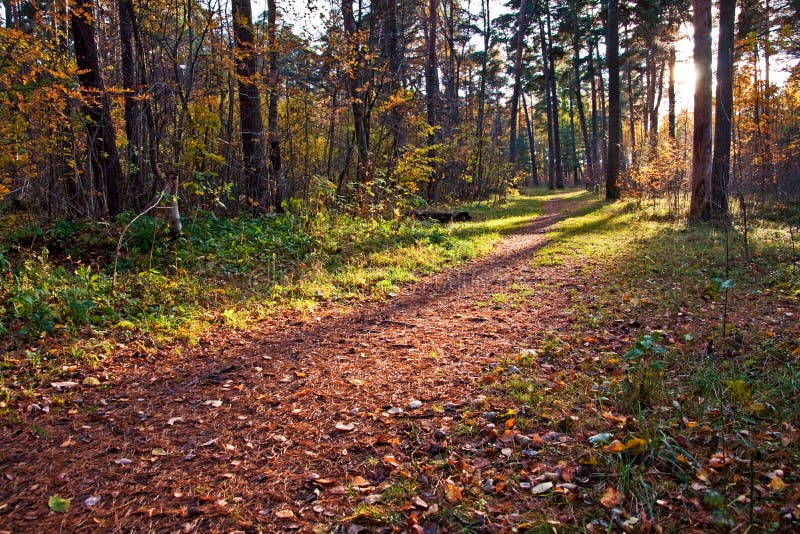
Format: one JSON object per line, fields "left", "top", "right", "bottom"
{"left": 1, "top": 192, "right": 593, "bottom": 532}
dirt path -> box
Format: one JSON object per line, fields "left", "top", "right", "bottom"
{"left": 1, "top": 194, "right": 586, "bottom": 532}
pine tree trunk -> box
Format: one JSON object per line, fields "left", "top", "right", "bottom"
{"left": 668, "top": 46, "right": 676, "bottom": 139}
{"left": 710, "top": 0, "right": 735, "bottom": 221}
{"left": 425, "top": 0, "right": 440, "bottom": 199}
{"left": 605, "top": 0, "right": 621, "bottom": 200}
{"left": 509, "top": 0, "right": 526, "bottom": 169}
{"left": 522, "top": 92, "right": 539, "bottom": 186}
{"left": 688, "top": 0, "right": 712, "bottom": 221}
{"left": 71, "top": 0, "right": 124, "bottom": 217}
{"left": 267, "top": 0, "right": 283, "bottom": 211}
{"left": 232, "top": 0, "right": 269, "bottom": 210}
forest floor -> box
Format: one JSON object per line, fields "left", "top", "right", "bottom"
{"left": 1, "top": 191, "right": 799, "bottom": 533}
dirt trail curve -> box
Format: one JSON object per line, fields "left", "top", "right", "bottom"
{"left": 1, "top": 193, "right": 584, "bottom": 532}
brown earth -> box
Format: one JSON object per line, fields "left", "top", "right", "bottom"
{"left": 0, "top": 195, "right": 604, "bottom": 533}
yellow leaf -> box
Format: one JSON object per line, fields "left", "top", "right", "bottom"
{"left": 768, "top": 477, "right": 787, "bottom": 492}
{"left": 604, "top": 440, "right": 627, "bottom": 453}
{"left": 623, "top": 438, "right": 648, "bottom": 454}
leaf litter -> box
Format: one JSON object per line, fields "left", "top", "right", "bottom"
{"left": 1, "top": 195, "right": 798, "bottom": 532}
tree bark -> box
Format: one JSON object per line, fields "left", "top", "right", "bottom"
{"left": 232, "top": 0, "right": 269, "bottom": 210}
{"left": 546, "top": 10, "right": 563, "bottom": 188}
{"left": 606, "top": 0, "right": 621, "bottom": 200}
{"left": 572, "top": 6, "right": 592, "bottom": 184}
{"left": 668, "top": 46, "right": 676, "bottom": 139}
{"left": 118, "top": 0, "right": 144, "bottom": 209}
{"left": 425, "top": 0, "right": 440, "bottom": 199}
{"left": 71, "top": 0, "right": 124, "bottom": 217}
{"left": 522, "top": 92, "right": 539, "bottom": 186}
{"left": 342, "top": 0, "right": 371, "bottom": 190}
{"left": 710, "top": 0, "right": 735, "bottom": 220}
{"left": 267, "top": 0, "right": 283, "bottom": 211}
{"left": 688, "top": 0, "right": 712, "bottom": 221}
{"left": 509, "top": 0, "right": 526, "bottom": 169}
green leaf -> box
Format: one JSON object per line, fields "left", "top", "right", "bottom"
{"left": 48, "top": 495, "right": 71, "bottom": 513}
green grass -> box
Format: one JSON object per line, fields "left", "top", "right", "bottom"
{"left": 0, "top": 189, "right": 557, "bottom": 388}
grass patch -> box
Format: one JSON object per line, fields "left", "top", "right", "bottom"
{"left": 0, "top": 190, "right": 555, "bottom": 395}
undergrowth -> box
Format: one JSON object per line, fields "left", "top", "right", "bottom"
{"left": 0, "top": 190, "right": 557, "bottom": 390}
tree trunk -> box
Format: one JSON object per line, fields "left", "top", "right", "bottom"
{"left": 710, "top": 0, "right": 735, "bottom": 221}
{"left": 127, "top": 0, "right": 181, "bottom": 234}
{"left": 425, "top": 0, "right": 440, "bottom": 199}
{"left": 522, "top": 92, "right": 539, "bottom": 186}
{"left": 588, "top": 41, "right": 600, "bottom": 182}
{"left": 118, "top": 0, "right": 144, "bottom": 210}
{"left": 342, "top": 0, "right": 371, "bottom": 199}
{"left": 572, "top": 6, "right": 592, "bottom": 184}
{"left": 539, "top": 19, "right": 555, "bottom": 189}
{"left": 668, "top": 46, "right": 676, "bottom": 139}
{"left": 232, "top": 0, "right": 269, "bottom": 210}
{"left": 546, "top": 10, "right": 563, "bottom": 188}
{"left": 267, "top": 0, "right": 283, "bottom": 211}
{"left": 688, "top": 0, "right": 712, "bottom": 221}
{"left": 71, "top": 0, "right": 124, "bottom": 217}
{"left": 605, "top": 0, "right": 621, "bottom": 199}
{"left": 509, "top": 0, "right": 526, "bottom": 169}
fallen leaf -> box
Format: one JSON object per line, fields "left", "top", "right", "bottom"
{"left": 48, "top": 495, "right": 70, "bottom": 513}
{"left": 602, "top": 411, "right": 627, "bottom": 424}
{"left": 151, "top": 448, "right": 167, "bottom": 456}
{"left": 51, "top": 381, "right": 79, "bottom": 391}
{"left": 167, "top": 417, "right": 183, "bottom": 426}
{"left": 531, "top": 481, "right": 553, "bottom": 495}
{"left": 275, "top": 509, "right": 295, "bottom": 519}
{"left": 204, "top": 400, "right": 223, "bottom": 408}
{"left": 347, "top": 378, "right": 365, "bottom": 386}
{"left": 411, "top": 496, "right": 428, "bottom": 509}
{"left": 82, "top": 377, "right": 101, "bottom": 387}
{"left": 444, "top": 478, "right": 463, "bottom": 502}
{"left": 84, "top": 496, "right": 101, "bottom": 508}
{"left": 600, "top": 487, "right": 622, "bottom": 508}
{"left": 113, "top": 458, "right": 132, "bottom": 466}
{"left": 604, "top": 439, "right": 627, "bottom": 453}
{"left": 349, "top": 475, "right": 371, "bottom": 488}
{"left": 623, "top": 438, "right": 648, "bottom": 454}
{"left": 768, "top": 477, "right": 787, "bottom": 492}
{"left": 382, "top": 455, "right": 401, "bottom": 469}
{"left": 335, "top": 422, "right": 355, "bottom": 432}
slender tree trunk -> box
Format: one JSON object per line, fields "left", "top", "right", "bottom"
{"left": 509, "top": 0, "right": 526, "bottom": 169}
{"left": 71, "top": 0, "right": 124, "bottom": 217}
{"left": 588, "top": 41, "right": 600, "bottom": 182}
{"left": 596, "top": 40, "right": 608, "bottom": 175}
{"left": 688, "top": 0, "right": 712, "bottom": 221}
{"left": 127, "top": 0, "right": 181, "bottom": 234}
{"left": 710, "top": 0, "right": 735, "bottom": 220}
{"left": 546, "top": 10, "right": 563, "bottom": 188}
{"left": 522, "top": 92, "right": 539, "bottom": 186}
{"left": 625, "top": 46, "right": 637, "bottom": 170}
{"left": 569, "top": 89, "right": 579, "bottom": 185}
{"left": 606, "top": 0, "right": 621, "bottom": 200}
{"left": 539, "top": 19, "right": 555, "bottom": 189}
{"left": 342, "top": 0, "right": 371, "bottom": 190}
{"left": 474, "top": 0, "right": 490, "bottom": 195}
{"left": 572, "top": 7, "right": 592, "bottom": 184}
{"left": 668, "top": 46, "right": 676, "bottom": 139}
{"left": 425, "top": 0, "right": 440, "bottom": 199}
{"left": 267, "top": 0, "right": 283, "bottom": 211}
{"left": 118, "top": 0, "right": 144, "bottom": 210}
